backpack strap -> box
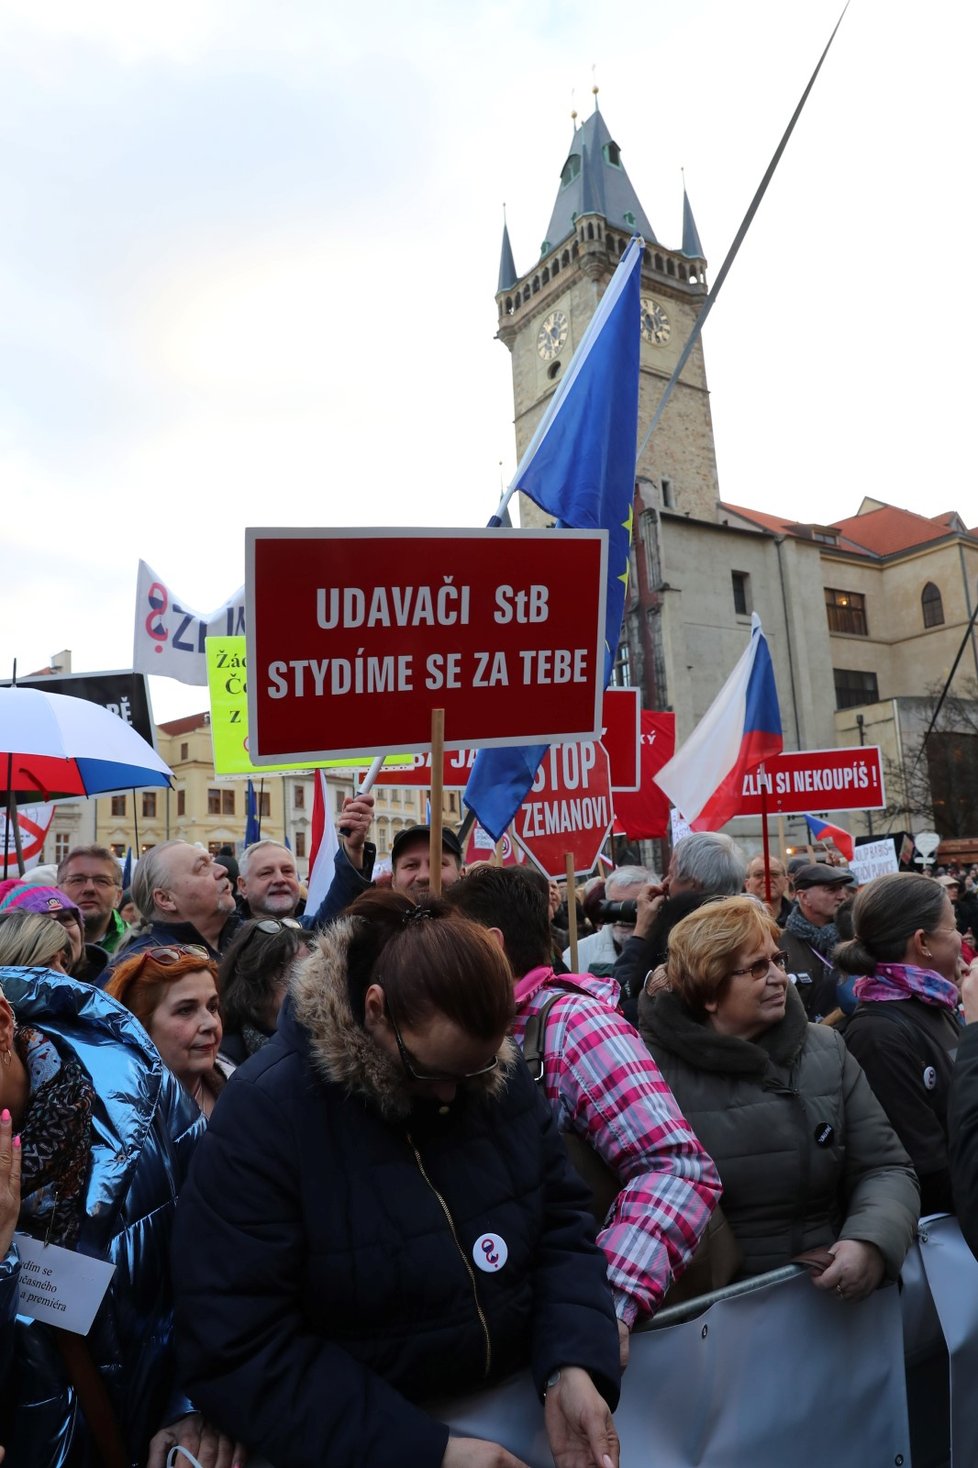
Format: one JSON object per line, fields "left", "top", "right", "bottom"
{"left": 521, "top": 982, "right": 592, "bottom": 1083}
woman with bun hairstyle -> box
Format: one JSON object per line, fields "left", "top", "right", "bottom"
{"left": 838, "top": 872, "right": 975, "bottom": 1215}
{"left": 173, "top": 888, "right": 622, "bottom": 1468}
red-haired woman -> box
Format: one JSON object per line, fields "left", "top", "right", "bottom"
{"left": 106, "top": 945, "right": 230, "bottom": 1118}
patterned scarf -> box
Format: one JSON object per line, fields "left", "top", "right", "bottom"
{"left": 16, "top": 1025, "right": 95, "bottom": 1248}
{"left": 853, "top": 963, "right": 961, "bottom": 1012}
{"left": 785, "top": 907, "right": 840, "bottom": 959}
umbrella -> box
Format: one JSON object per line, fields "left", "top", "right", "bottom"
{"left": 0, "top": 685, "right": 173, "bottom": 805}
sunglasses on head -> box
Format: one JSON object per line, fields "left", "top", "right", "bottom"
{"left": 136, "top": 944, "right": 212, "bottom": 968}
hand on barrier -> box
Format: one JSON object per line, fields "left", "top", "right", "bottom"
{"left": 544, "top": 1366, "right": 619, "bottom": 1468}
{"left": 812, "top": 1239, "right": 885, "bottom": 1302}
{"left": 147, "top": 1412, "right": 246, "bottom": 1468}
{"left": 441, "top": 1436, "right": 532, "bottom": 1467}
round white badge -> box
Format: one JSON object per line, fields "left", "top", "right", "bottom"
{"left": 923, "top": 1065, "right": 937, "bottom": 1092}
{"left": 473, "top": 1233, "right": 508, "bottom": 1273}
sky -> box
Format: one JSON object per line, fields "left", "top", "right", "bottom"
{"left": 0, "top": 0, "right": 975, "bottom": 723}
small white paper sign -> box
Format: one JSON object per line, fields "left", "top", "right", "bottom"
{"left": 849, "top": 838, "right": 900, "bottom": 887}
{"left": 14, "top": 1232, "right": 115, "bottom": 1335}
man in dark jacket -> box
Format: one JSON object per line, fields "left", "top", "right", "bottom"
{"left": 781, "top": 864, "right": 855, "bottom": 1021}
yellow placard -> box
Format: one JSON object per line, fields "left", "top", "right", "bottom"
{"left": 205, "top": 637, "right": 410, "bottom": 775}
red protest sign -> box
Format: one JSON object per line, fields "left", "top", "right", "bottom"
{"left": 612, "top": 711, "right": 676, "bottom": 839}
{"left": 728, "top": 746, "right": 885, "bottom": 816}
{"left": 515, "top": 741, "right": 613, "bottom": 879}
{"left": 360, "top": 687, "right": 642, "bottom": 790}
{"left": 246, "top": 528, "right": 608, "bottom": 763}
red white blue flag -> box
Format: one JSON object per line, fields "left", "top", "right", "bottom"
{"left": 804, "top": 814, "right": 854, "bottom": 861}
{"left": 654, "top": 613, "right": 782, "bottom": 830}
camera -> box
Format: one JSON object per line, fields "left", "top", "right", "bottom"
{"left": 596, "top": 898, "right": 638, "bottom": 924}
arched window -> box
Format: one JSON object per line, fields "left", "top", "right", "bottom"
{"left": 922, "top": 582, "right": 944, "bottom": 627}
{"left": 560, "top": 154, "right": 581, "bottom": 188}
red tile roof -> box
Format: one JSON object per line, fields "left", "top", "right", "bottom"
{"left": 830, "top": 504, "right": 954, "bottom": 556}
{"left": 157, "top": 712, "right": 209, "bottom": 735}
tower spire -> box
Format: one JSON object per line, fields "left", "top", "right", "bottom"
{"left": 681, "top": 172, "right": 704, "bottom": 260}
{"left": 497, "top": 206, "right": 517, "bottom": 292}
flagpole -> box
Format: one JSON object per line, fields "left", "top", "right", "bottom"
{"left": 258, "top": 779, "right": 264, "bottom": 839}
{"left": 338, "top": 754, "right": 385, "bottom": 838}
{"left": 635, "top": 1, "right": 850, "bottom": 466}
{"left": 429, "top": 710, "right": 445, "bottom": 897}
{"left": 759, "top": 766, "right": 771, "bottom": 904}
{"left": 565, "top": 852, "right": 579, "bottom": 973}
{"left": 132, "top": 791, "right": 140, "bottom": 869}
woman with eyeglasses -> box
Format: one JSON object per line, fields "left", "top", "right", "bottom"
{"left": 0, "top": 921, "right": 241, "bottom": 1466}
{"left": 106, "top": 945, "right": 231, "bottom": 1118}
{"left": 216, "top": 916, "right": 312, "bottom": 1064}
{"left": 836, "top": 873, "right": 977, "bottom": 1216}
{"left": 172, "top": 888, "right": 622, "bottom": 1468}
{"left": 639, "top": 895, "right": 918, "bottom": 1302}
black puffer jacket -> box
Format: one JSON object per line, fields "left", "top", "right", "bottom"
{"left": 639, "top": 983, "right": 919, "bottom": 1278}
{"left": 173, "top": 919, "right": 620, "bottom": 1468}
{"left": 844, "top": 997, "right": 961, "bottom": 1215}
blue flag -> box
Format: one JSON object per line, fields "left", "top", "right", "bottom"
{"left": 244, "top": 778, "right": 261, "bottom": 847}
{"left": 121, "top": 846, "right": 132, "bottom": 889}
{"left": 464, "top": 236, "right": 644, "bottom": 841}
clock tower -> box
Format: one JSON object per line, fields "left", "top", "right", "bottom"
{"left": 496, "top": 102, "right": 721, "bottom": 530}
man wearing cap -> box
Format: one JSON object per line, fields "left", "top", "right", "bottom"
{"left": 317, "top": 797, "right": 465, "bottom": 913}
{"left": 781, "top": 864, "right": 855, "bottom": 1021}
{"left": 389, "top": 824, "right": 464, "bottom": 895}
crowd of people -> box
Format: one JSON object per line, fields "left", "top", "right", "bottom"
{"left": 0, "top": 817, "right": 977, "bottom": 1466}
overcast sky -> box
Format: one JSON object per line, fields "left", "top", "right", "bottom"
{"left": 1, "top": 0, "right": 974, "bottom": 723}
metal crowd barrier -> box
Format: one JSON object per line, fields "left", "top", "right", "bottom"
{"left": 243, "top": 1218, "right": 978, "bottom": 1467}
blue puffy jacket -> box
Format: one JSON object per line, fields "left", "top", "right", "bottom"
{"left": 173, "top": 919, "right": 621, "bottom": 1468}
{"left": 0, "top": 966, "right": 204, "bottom": 1467}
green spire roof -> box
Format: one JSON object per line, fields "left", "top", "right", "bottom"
{"left": 543, "top": 107, "right": 657, "bottom": 249}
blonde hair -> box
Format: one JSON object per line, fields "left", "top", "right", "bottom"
{"left": 666, "top": 895, "right": 780, "bottom": 1016}
{"left": 0, "top": 911, "right": 73, "bottom": 969}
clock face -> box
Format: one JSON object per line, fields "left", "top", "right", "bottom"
{"left": 537, "top": 309, "right": 569, "bottom": 361}
{"left": 640, "top": 297, "right": 671, "bottom": 346}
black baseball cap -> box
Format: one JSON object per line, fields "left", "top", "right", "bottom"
{"left": 793, "top": 863, "right": 855, "bottom": 891}
{"left": 391, "top": 825, "right": 463, "bottom": 865}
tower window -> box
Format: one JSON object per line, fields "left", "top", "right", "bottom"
{"left": 603, "top": 141, "right": 622, "bottom": 167}
{"left": 922, "top": 582, "right": 944, "bottom": 627}
{"left": 731, "top": 571, "right": 751, "bottom": 617}
{"left": 561, "top": 154, "right": 581, "bottom": 188}
{"left": 661, "top": 477, "right": 674, "bottom": 509}
{"left": 623, "top": 211, "right": 636, "bottom": 227}
{"left": 548, "top": 360, "right": 562, "bottom": 380}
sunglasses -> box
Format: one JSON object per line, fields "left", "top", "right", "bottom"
{"left": 384, "top": 999, "right": 499, "bottom": 1085}
{"left": 134, "top": 944, "right": 212, "bottom": 969}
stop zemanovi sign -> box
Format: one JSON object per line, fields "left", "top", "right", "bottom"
{"left": 514, "top": 742, "right": 614, "bottom": 879}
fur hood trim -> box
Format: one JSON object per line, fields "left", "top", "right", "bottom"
{"left": 290, "top": 916, "right": 518, "bottom": 1123}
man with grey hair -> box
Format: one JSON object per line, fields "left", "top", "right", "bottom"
{"left": 237, "top": 836, "right": 373, "bottom": 928}
{"left": 563, "top": 865, "right": 659, "bottom": 976}
{"left": 612, "top": 833, "right": 748, "bottom": 1016}
{"left": 102, "top": 841, "right": 241, "bottom": 981}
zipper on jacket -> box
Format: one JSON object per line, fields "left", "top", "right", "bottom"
{"left": 766, "top": 1083, "right": 811, "bottom": 1258}
{"left": 406, "top": 1131, "right": 492, "bottom": 1378}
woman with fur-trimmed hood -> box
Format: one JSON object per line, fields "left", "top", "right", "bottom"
{"left": 173, "top": 889, "right": 622, "bottom": 1468}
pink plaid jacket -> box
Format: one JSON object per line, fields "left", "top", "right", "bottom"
{"left": 513, "top": 965, "right": 721, "bottom": 1325}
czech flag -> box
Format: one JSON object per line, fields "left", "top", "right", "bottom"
{"left": 804, "top": 814, "right": 854, "bottom": 862}
{"left": 653, "top": 614, "right": 782, "bottom": 830}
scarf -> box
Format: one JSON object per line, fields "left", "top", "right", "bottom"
{"left": 853, "top": 963, "right": 960, "bottom": 1012}
{"left": 785, "top": 907, "right": 839, "bottom": 959}
{"left": 16, "top": 1025, "right": 95, "bottom": 1248}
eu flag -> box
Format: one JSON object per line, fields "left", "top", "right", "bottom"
{"left": 464, "top": 236, "right": 644, "bottom": 841}
{"left": 244, "top": 778, "right": 261, "bottom": 847}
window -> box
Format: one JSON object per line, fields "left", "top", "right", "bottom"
{"left": 207, "top": 788, "right": 220, "bottom": 815}
{"left": 110, "top": 795, "right": 126, "bottom": 817}
{"left": 142, "top": 792, "right": 157, "bottom": 818}
{"left": 294, "top": 784, "right": 305, "bottom": 810}
{"left": 731, "top": 571, "right": 751, "bottom": 617}
{"left": 922, "top": 582, "right": 944, "bottom": 628}
{"left": 610, "top": 640, "right": 631, "bottom": 688}
{"left": 660, "top": 477, "right": 674, "bottom": 509}
{"left": 111, "top": 843, "right": 125, "bottom": 857}
{"left": 294, "top": 831, "right": 306, "bottom": 858}
{"left": 177, "top": 790, "right": 186, "bottom": 816}
{"left": 259, "top": 792, "right": 270, "bottom": 817}
{"left": 55, "top": 833, "right": 71, "bottom": 863}
{"left": 221, "top": 789, "right": 235, "bottom": 816}
{"left": 603, "top": 141, "right": 622, "bottom": 167}
{"left": 560, "top": 154, "right": 581, "bottom": 187}
{"left": 180, "top": 742, "right": 189, "bottom": 760}
{"left": 825, "top": 587, "right": 868, "bottom": 636}
{"left": 833, "top": 668, "right": 879, "bottom": 709}
{"left": 335, "top": 789, "right": 346, "bottom": 814}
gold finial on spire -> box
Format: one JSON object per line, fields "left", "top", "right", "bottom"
{"left": 592, "top": 63, "right": 599, "bottom": 108}
{"left": 570, "top": 86, "right": 577, "bottom": 129}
